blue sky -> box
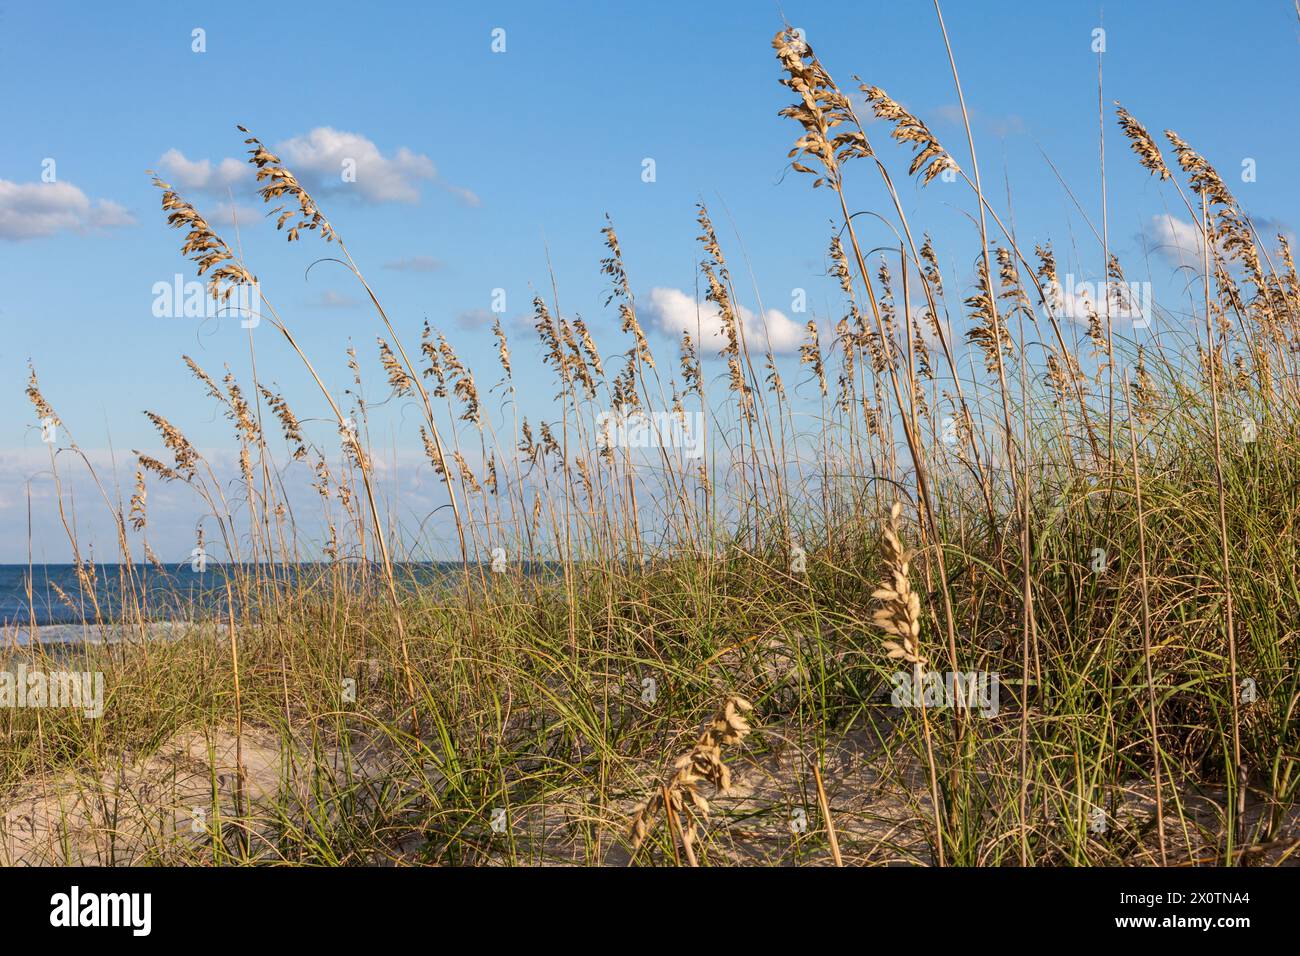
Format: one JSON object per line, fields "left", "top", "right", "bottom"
{"left": 1, "top": 0, "right": 1297, "bottom": 562}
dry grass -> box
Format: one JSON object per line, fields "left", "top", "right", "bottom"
{"left": 630, "top": 696, "right": 752, "bottom": 864}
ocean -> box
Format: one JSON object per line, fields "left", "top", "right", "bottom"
{"left": 0, "top": 562, "right": 560, "bottom": 643}
{"left": 0, "top": 563, "right": 233, "bottom": 628}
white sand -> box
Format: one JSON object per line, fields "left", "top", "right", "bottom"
{"left": 4, "top": 620, "right": 198, "bottom": 648}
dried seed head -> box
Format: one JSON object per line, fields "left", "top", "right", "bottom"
{"left": 149, "top": 172, "right": 256, "bottom": 301}
{"left": 421, "top": 322, "right": 449, "bottom": 397}
{"left": 630, "top": 695, "right": 754, "bottom": 853}
{"left": 764, "top": 353, "right": 786, "bottom": 401}
{"left": 532, "top": 296, "right": 569, "bottom": 384}
{"left": 259, "top": 386, "right": 307, "bottom": 460}
{"left": 25, "top": 364, "right": 60, "bottom": 428}
{"left": 873, "top": 503, "right": 927, "bottom": 666}
{"left": 491, "top": 318, "right": 513, "bottom": 380}
{"left": 828, "top": 235, "right": 855, "bottom": 297}
{"left": 518, "top": 419, "right": 538, "bottom": 466}
{"left": 859, "top": 85, "right": 957, "bottom": 186}
{"left": 183, "top": 356, "right": 226, "bottom": 407}
{"left": 1035, "top": 242, "right": 1058, "bottom": 290}
{"left": 773, "top": 28, "right": 871, "bottom": 190}
{"left": 573, "top": 318, "right": 604, "bottom": 381}
{"left": 339, "top": 413, "right": 367, "bottom": 470}
{"left": 136, "top": 453, "right": 180, "bottom": 482}
{"left": 1045, "top": 349, "right": 1082, "bottom": 409}
{"left": 128, "top": 470, "right": 147, "bottom": 531}
{"left": 965, "top": 259, "right": 1012, "bottom": 374}
{"left": 1164, "top": 129, "right": 1233, "bottom": 208}
{"left": 920, "top": 235, "right": 944, "bottom": 296}
{"left": 455, "top": 368, "right": 482, "bottom": 426}
{"left": 421, "top": 426, "right": 448, "bottom": 480}
{"left": 1114, "top": 103, "right": 1171, "bottom": 180}
{"left": 453, "top": 452, "right": 482, "bottom": 493}
{"left": 143, "top": 412, "right": 199, "bottom": 479}
{"left": 238, "top": 126, "right": 337, "bottom": 244}
{"left": 679, "top": 331, "right": 702, "bottom": 395}
{"left": 378, "top": 338, "right": 414, "bottom": 396}
{"left": 560, "top": 319, "right": 596, "bottom": 398}
{"left": 1131, "top": 345, "right": 1157, "bottom": 421}
{"left": 223, "top": 371, "right": 260, "bottom": 444}
{"left": 601, "top": 217, "right": 655, "bottom": 369}
{"left": 799, "top": 320, "right": 827, "bottom": 396}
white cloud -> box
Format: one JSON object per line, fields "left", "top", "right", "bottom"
{"left": 157, "top": 148, "right": 249, "bottom": 192}
{"left": 274, "top": 127, "right": 437, "bottom": 204}
{"left": 0, "top": 180, "right": 134, "bottom": 240}
{"left": 934, "top": 104, "right": 1024, "bottom": 137}
{"left": 1041, "top": 281, "right": 1109, "bottom": 327}
{"left": 641, "top": 286, "right": 803, "bottom": 354}
{"left": 1253, "top": 216, "right": 1296, "bottom": 249}
{"left": 455, "top": 308, "right": 495, "bottom": 330}
{"left": 910, "top": 303, "right": 955, "bottom": 349}
{"left": 206, "top": 202, "right": 265, "bottom": 229}
{"left": 441, "top": 183, "right": 481, "bottom": 207}
{"left": 846, "top": 90, "right": 883, "bottom": 123}
{"left": 159, "top": 128, "right": 475, "bottom": 208}
{"left": 933, "top": 104, "right": 963, "bottom": 125}
{"left": 1037, "top": 274, "right": 1154, "bottom": 329}
{"left": 1148, "top": 214, "right": 1205, "bottom": 267}
{"left": 307, "top": 289, "right": 361, "bottom": 309}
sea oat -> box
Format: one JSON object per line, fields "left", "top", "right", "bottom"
{"left": 764, "top": 353, "right": 786, "bottom": 401}
{"left": 25, "top": 364, "right": 61, "bottom": 429}
{"left": 183, "top": 356, "right": 227, "bottom": 407}
{"left": 679, "top": 331, "right": 701, "bottom": 396}
{"left": 773, "top": 29, "right": 871, "bottom": 190}
{"left": 491, "top": 318, "right": 513, "bottom": 381}
{"left": 421, "top": 322, "right": 449, "bottom": 398}
{"left": 601, "top": 217, "right": 655, "bottom": 369}
{"left": 238, "top": 126, "right": 337, "bottom": 244}
{"left": 378, "top": 338, "right": 414, "bottom": 396}
{"left": 873, "top": 502, "right": 926, "bottom": 667}
{"left": 128, "top": 470, "right": 147, "bottom": 531}
{"left": 561, "top": 319, "right": 597, "bottom": 399}
{"left": 920, "top": 234, "right": 944, "bottom": 297}
{"left": 149, "top": 173, "right": 255, "bottom": 301}
{"left": 223, "top": 372, "right": 261, "bottom": 444}
{"left": 1114, "top": 104, "right": 1171, "bottom": 180}
{"left": 421, "top": 426, "right": 448, "bottom": 480}
{"left": 135, "top": 453, "right": 179, "bottom": 482}
{"left": 143, "top": 412, "right": 199, "bottom": 479}
{"left": 965, "top": 260, "right": 1012, "bottom": 374}
{"left": 630, "top": 696, "right": 754, "bottom": 856}
{"left": 1164, "top": 130, "right": 1233, "bottom": 207}
{"left": 859, "top": 85, "right": 957, "bottom": 186}
{"left": 453, "top": 452, "right": 482, "bottom": 493}
{"left": 572, "top": 317, "right": 604, "bottom": 381}
{"left": 532, "top": 296, "right": 570, "bottom": 386}
{"left": 799, "top": 320, "right": 827, "bottom": 397}
{"left": 259, "top": 386, "right": 307, "bottom": 460}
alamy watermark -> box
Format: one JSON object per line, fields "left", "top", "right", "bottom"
{"left": 1, "top": 664, "right": 104, "bottom": 718}
{"left": 595, "top": 409, "right": 704, "bottom": 458}
{"left": 49, "top": 886, "right": 150, "bottom": 936}
{"left": 152, "top": 274, "right": 261, "bottom": 328}
{"left": 891, "top": 669, "right": 1000, "bottom": 717}
{"left": 1044, "top": 274, "right": 1152, "bottom": 329}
